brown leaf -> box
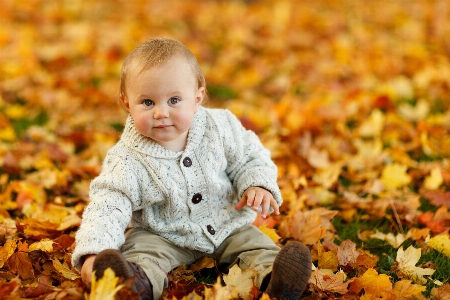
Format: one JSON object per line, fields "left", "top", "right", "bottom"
{"left": 432, "top": 283, "right": 450, "bottom": 300}
{"left": 0, "top": 278, "right": 20, "bottom": 297}
{"left": 8, "top": 251, "right": 34, "bottom": 280}
{"left": 424, "top": 190, "right": 450, "bottom": 208}
{"left": 337, "top": 240, "right": 360, "bottom": 266}
{"left": 22, "top": 275, "right": 55, "bottom": 298}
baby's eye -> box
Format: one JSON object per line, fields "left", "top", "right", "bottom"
{"left": 143, "top": 99, "right": 154, "bottom": 107}
{"left": 168, "top": 97, "right": 180, "bottom": 105}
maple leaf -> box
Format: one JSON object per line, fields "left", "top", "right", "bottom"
{"left": 258, "top": 223, "right": 281, "bottom": 243}
{"left": 432, "top": 283, "right": 450, "bottom": 300}
{"left": 317, "top": 241, "right": 338, "bottom": 271}
{"left": 423, "top": 190, "right": 450, "bottom": 208}
{"left": 396, "top": 246, "right": 435, "bottom": 284}
{"left": 380, "top": 163, "right": 411, "bottom": 190}
{"left": 309, "top": 269, "right": 352, "bottom": 295}
{"left": 28, "top": 238, "right": 54, "bottom": 252}
{"left": 279, "top": 208, "right": 337, "bottom": 245}
{"left": 423, "top": 166, "right": 443, "bottom": 190}
{"left": 8, "top": 250, "right": 34, "bottom": 280}
{"left": 0, "top": 277, "right": 19, "bottom": 297}
{"left": 392, "top": 280, "right": 426, "bottom": 300}
{"left": 188, "top": 256, "right": 215, "bottom": 272}
{"left": 87, "top": 268, "right": 125, "bottom": 300}
{"left": 0, "top": 240, "right": 17, "bottom": 268}
{"left": 337, "top": 239, "right": 360, "bottom": 266}
{"left": 53, "top": 259, "right": 81, "bottom": 280}
{"left": 370, "top": 230, "right": 410, "bottom": 248}
{"left": 222, "top": 265, "right": 257, "bottom": 300}
{"left": 348, "top": 268, "right": 393, "bottom": 298}
{"left": 427, "top": 234, "right": 450, "bottom": 257}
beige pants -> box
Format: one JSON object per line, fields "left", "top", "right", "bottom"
{"left": 120, "top": 224, "right": 280, "bottom": 299}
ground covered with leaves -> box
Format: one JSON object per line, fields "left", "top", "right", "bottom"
{"left": 1, "top": 0, "right": 450, "bottom": 299}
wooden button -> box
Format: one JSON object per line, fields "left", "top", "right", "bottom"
{"left": 183, "top": 157, "right": 192, "bottom": 167}
{"left": 192, "top": 193, "right": 202, "bottom": 204}
{"left": 207, "top": 225, "right": 215, "bottom": 235}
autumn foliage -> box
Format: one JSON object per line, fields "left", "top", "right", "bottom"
{"left": 1, "top": 0, "right": 450, "bottom": 299}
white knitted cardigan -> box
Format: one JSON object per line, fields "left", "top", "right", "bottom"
{"left": 72, "top": 107, "right": 282, "bottom": 270}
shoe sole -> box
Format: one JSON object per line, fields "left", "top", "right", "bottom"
{"left": 93, "top": 249, "right": 134, "bottom": 281}
{"left": 266, "top": 241, "right": 312, "bottom": 300}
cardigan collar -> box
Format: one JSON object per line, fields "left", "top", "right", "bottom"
{"left": 121, "top": 107, "right": 206, "bottom": 158}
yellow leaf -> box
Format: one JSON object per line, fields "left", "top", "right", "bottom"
{"left": 222, "top": 265, "right": 257, "bottom": 300}
{"left": 317, "top": 242, "right": 339, "bottom": 272}
{"left": 28, "top": 238, "right": 54, "bottom": 252}
{"left": 52, "top": 259, "right": 80, "bottom": 280}
{"left": 358, "top": 109, "right": 385, "bottom": 137}
{"left": 0, "top": 240, "right": 17, "bottom": 268}
{"left": 381, "top": 163, "right": 411, "bottom": 190}
{"left": 0, "top": 126, "right": 16, "bottom": 142}
{"left": 349, "top": 268, "right": 392, "bottom": 296}
{"left": 424, "top": 167, "right": 443, "bottom": 190}
{"left": 258, "top": 223, "right": 281, "bottom": 243}
{"left": 396, "top": 246, "right": 435, "bottom": 284}
{"left": 398, "top": 99, "right": 430, "bottom": 122}
{"left": 87, "top": 268, "right": 124, "bottom": 300}
{"left": 428, "top": 234, "right": 450, "bottom": 257}
{"left": 392, "top": 280, "right": 426, "bottom": 300}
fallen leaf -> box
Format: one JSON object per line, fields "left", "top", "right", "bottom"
{"left": 317, "top": 242, "right": 339, "bottom": 271}
{"left": 188, "top": 257, "right": 215, "bottom": 272}
{"left": 258, "top": 223, "right": 281, "bottom": 243}
{"left": 53, "top": 259, "right": 81, "bottom": 280}
{"left": 8, "top": 251, "right": 34, "bottom": 280}
{"left": 28, "top": 238, "right": 54, "bottom": 252}
{"left": 396, "top": 246, "right": 435, "bottom": 284}
{"left": 0, "top": 278, "right": 20, "bottom": 297}
{"left": 222, "top": 265, "right": 257, "bottom": 300}
{"left": 392, "top": 280, "right": 426, "bottom": 300}
{"left": 0, "top": 240, "right": 17, "bottom": 268}
{"left": 432, "top": 283, "right": 450, "bottom": 300}
{"left": 381, "top": 163, "right": 411, "bottom": 190}
{"left": 88, "top": 268, "right": 125, "bottom": 300}
{"left": 309, "top": 269, "right": 351, "bottom": 294}
{"left": 348, "top": 268, "right": 392, "bottom": 297}
{"left": 337, "top": 240, "right": 360, "bottom": 266}
{"left": 423, "top": 167, "right": 443, "bottom": 190}
{"left": 428, "top": 234, "right": 450, "bottom": 257}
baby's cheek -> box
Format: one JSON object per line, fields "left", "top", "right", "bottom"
{"left": 134, "top": 118, "right": 151, "bottom": 136}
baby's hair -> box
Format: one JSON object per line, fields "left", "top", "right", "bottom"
{"left": 119, "top": 38, "right": 206, "bottom": 105}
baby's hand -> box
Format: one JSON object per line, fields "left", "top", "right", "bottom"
{"left": 235, "top": 187, "right": 280, "bottom": 218}
{"left": 81, "top": 254, "right": 96, "bottom": 288}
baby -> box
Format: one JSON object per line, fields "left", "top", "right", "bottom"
{"left": 72, "top": 38, "right": 312, "bottom": 300}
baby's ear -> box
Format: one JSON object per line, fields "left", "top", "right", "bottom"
{"left": 118, "top": 93, "right": 130, "bottom": 112}
{"left": 195, "top": 87, "right": 205, "bottom": 106}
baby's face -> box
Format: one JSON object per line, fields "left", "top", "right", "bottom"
{"left": 123, "top": 56, "right": 204, "bottom": 152}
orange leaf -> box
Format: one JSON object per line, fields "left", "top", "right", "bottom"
{"left": 349, "top": 268, "right": 392, "bottom": 296}
{"left": 392, "top": 280, "right": 426, "bottom": 300}
{"left": 8, "top": 251, "right": 34, "bottom": 280}
{"left": 309, "top": 269, "right": 352, "bottom": 294}
{"left": 0, "top": 278, "right": 19, "bottom": 297}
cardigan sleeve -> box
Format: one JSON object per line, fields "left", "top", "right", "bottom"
{"left": 221, "top": 110, "right": 283, "bottom": 207}
{"left": 71, "top": 151, "right": 142, "bottom": 270}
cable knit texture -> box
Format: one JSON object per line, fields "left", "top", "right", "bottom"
{"left": 72, "top": 107, "right": 282, "bottom": 270}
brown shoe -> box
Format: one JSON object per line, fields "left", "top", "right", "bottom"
{"left": 93, "top": 249, "right": 153, "bottom": 300}
{"left": 266, "top": 241, "right": 312, "bottom": 300}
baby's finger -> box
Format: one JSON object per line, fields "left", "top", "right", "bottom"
{"left": 271, "top": 198, "right": 280, "bottom": 215}
{"left": 253, "top": 192, "right": 264, "bottom": 211}
{"left": 235, "top": 196, "right": 248, "bottom": 210}
{"left": 246, "top": 189, "right": 256, "bottom": 206}
{"left": 261, "top": 197, "right": 271, "bottom": 218}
